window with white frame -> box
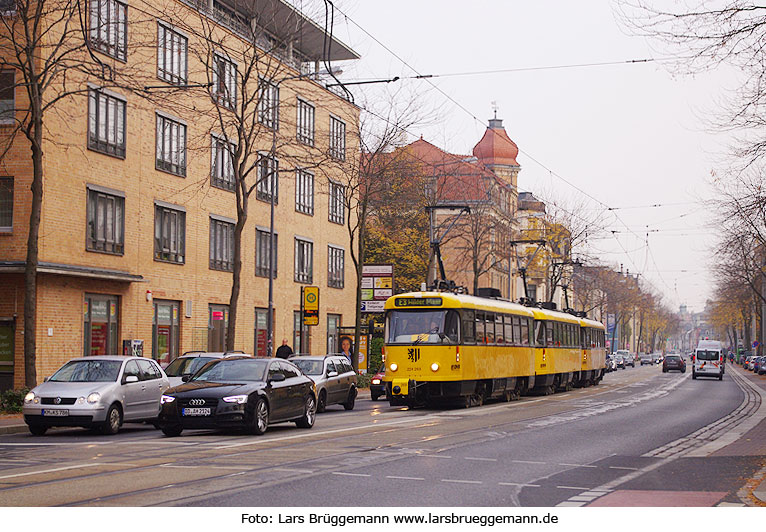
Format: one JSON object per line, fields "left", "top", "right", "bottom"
{"left": 211, "top": 135, "right": 235, "bottom": 191}
{"left": 327, "top": 245, "right": 344, "bottom": 289}
{"left": 296, "top": 98, "right": 315, "bottom": 145}
{"left": 88, "top": 87, "right": 126, "bottom": 158}
{"left": 0, "top": 177, "right": 12, "bottom": 232}
{"left": 213, "top": 54, "right": 237, "bottom": 109}
{"left": 156, "top": 113, "right": 186, "bottom": 176}
{"left": 157, "top": 23, "right": 187, "bottom": 85}
{"left": 87, "top": 186, "right": 125, "bottom": 255}
{"left": 89, "top": 0, "right": 127, "bottom": 61}
{"left": 209, "top": 216, "right": 234, "bottom": 271}
{"left": 256, "top": 152, "right": 278, "bottom": 203}
{"left": 295, "top": 168, "right": 314, "bottom": 215}
{"left": 328, "top": 181, "right": 345, "bottom": 224}
{"left": 255, "top": 228, "right": 277, "bottom": 278}
{"left": 0, "top": 71, "right": 14, "bottom": 125}
{"left": 154, "top": 202, "right": 185, "bottom": 264}
{"left": 329, "top": 116, "right": 346, "bottom": 160}
{"left": 257, "top": 78, "right": 279, "bottom": 129}
{"left": 294, "top": 237, "right": 313, "bottom": 283}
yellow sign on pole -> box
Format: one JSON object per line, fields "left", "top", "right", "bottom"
{"left": 303, "top": 286, "right": 319, "bottom": 326}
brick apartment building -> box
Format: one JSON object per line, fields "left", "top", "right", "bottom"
{"left": 0, "top": 0, "right": 360, "bottom": 389}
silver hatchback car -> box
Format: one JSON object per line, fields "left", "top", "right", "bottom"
{"left": 23, "top": 356, "right": 169, "bottom": 435}
{"left": 290, "top": 355, "right": 357, "bottom": 412}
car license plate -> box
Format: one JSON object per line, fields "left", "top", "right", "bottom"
{"left": 182, "top": 407, "right": 211, "bottom": 416}
{"left": 41, "top": 409, "right": 69, "bottom": 417}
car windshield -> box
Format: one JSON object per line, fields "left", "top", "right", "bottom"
{"left": 49, "top": 360, "right": 122, "bottom": 382}
{"left": 191, "top": 359, "right": 268, "bottom": 383}
{"left": 164, "top": 357, "right": 216, "bottom": 377}
{"left": 696, "top": 350, "right": 720, "bottom": 361}
{"left": 292, "top": 359, "right": 323, "bottom": 376}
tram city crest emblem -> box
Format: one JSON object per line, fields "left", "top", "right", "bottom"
{"left": 407, "top": 348, "right": 420, "bottom": 363}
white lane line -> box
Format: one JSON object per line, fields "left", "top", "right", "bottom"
{"left": 386, "top": 475, "right": 425, "bottom": 481}
{"left": 569, "top": 496, "right": 597, "bottom": 502}
{"left": 465, "top": 457, "right": 497, "bottom": 462}
{"left": 331, "top": 472, "right": 370, "bottom": 478}
{"left": 273, "top": 467, "right": 315, "bottom": 474}
{"left": 441, "top": 479, "right": 482, "bottom": 484}
{"left": 421, "top": 454, "right": 451, "bottom": 459}
{"left": 556, "top": 485, "right": 592, "bottom": 490}
{"left": 0, "top": 463, "right": 102, "bottom": 480}
{"left": 609, "top": 466, "right": 639, "bottom": 470}
{"left": 559, "top": 463, "right": 597, "bottom": 468}
{"left": 498, "top": 482, "right": 540, "bottom": 488}
{"left": 512, "top": 460, "right": 546, "bottom": 465}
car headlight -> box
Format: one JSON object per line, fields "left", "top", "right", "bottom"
{"left": 431, "top": 363, "right": 439, "bottom": 372}
{"left": 160, "top": 395, "right": 176, "bottom": 404}
{"left": 24, "top": 392, "right": 36, "bottom": 404}
{"left": 87, "top": 392, "right": 101, "bottom": 404}
{"left": 222, "top": 395, "right": 248, "bottom": 404}
{"left": 389, "top": 363, "right": 398, "bottom": 372}
{"left": 371, "top": 378, "right": 381, "bottom": 385}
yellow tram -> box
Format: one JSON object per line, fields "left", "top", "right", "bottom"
{"left": 383, "top": 291, "right": 606, "bottom": 407}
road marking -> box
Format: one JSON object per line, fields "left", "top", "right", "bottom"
{"left": 556, "top": 501, "right": 585, "bottom": 507}
{"left": 331, "top": 472, "right": 370, "bottom": 478}
{"left": 0, "top": 463, "right": 102, "bottom": 480}
{"left": 386, "top": 475, "right": 424, "bottom": 481}
{"left": 556, "top": 485, "right": 592, "bottom": 490}
{"left": 421, "top": 454, "right": 451, "bottom": 459}
{"left": 273, "top": 467, "right": 315, "bottom": 474}
{"left": 559, "top": 463, "right": 597, "bottom": 468}
{"left": 512, "top": 460, "right": 546, "bottom": 465}
{"left": 716, "top": 502, "right": 745, "bottom": 507}
{"left": 569, "top": 495, "right": 598, "bottom": 502}
{"left": 465, "top": 457, "right": 497, "bottom": 462}
{"left": 609, "top": 466, "right": 639, "bottom": 471}
{"left": 498, "top": 482, "right": 540, "bottom": 487}
{"left": 441, "top": 479, "right": 482, "bottom": 484}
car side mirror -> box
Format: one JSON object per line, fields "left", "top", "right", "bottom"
{"left": 270, "top": 373, "right": 286, "bottom": 383}
{"left": 327, "top": 370, "right": 339, "bottom": 378}
{"left": 181, "top": 375, "right": 191, "bottom": 383}
{"left": 124, "top": 375, "right": 139, "bottom": 384}
{"left": 43, "top": 376, "right": 49, "bottom": 382}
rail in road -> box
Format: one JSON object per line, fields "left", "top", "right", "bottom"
{"left": 0, "top": 364, "right": 761, "bottom": 506}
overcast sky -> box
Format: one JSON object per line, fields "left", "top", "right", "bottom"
{"left": 306, "top": 0, "right": 737, "bottom": 313}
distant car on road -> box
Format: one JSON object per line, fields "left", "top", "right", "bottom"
{"left": 370, "top": 365, "right": 386, "bottom": 401}
{"left": 616, "top": 350, "right": 634, "bottom": 367}
{"left": 23, "top": 356, "right": 169, "bottom": 436}
{"left": 613, "top": 353, "right": 625, "bottom": 369}
{"left": 752, "top": 356, "right": 764, "bottom": 374}
{"left": 290, "top": 355, "right": 357, "bottom": 412}
{"left": 662, "top": 354, "right": 686, "bottom": 373}
{"left": 640, "top": 353, "right": 653, "bottom": 366}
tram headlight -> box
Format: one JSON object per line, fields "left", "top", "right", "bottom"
{"left": 431, "top": 363, "right": 439, "bottom": 372}
{"left": 389, "top": 363, "right": 398, "bottom": 372}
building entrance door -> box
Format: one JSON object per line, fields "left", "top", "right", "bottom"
{"left": 0, "top": 318, "right": 14, "bottom": 392}
{"left": 208, "top": 304, "right": 229, "bottom": 351}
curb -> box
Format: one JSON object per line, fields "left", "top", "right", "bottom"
{"left": 0, "top": 424, "right": 28, "bottom": 435}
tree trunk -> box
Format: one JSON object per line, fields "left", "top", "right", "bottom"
{"left": 226, "top": 194, "right": 247, "bottom": 352}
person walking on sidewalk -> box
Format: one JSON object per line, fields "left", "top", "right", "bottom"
{"left": 276, "top": 339, "right": 293, "bottom": 359}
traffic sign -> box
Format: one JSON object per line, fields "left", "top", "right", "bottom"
{"left": 302, "top": 286, "right": 319, "bottom": 326}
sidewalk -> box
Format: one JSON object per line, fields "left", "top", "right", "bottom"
{"left": 0, "top": 413, "right": 25, "bottom": 435}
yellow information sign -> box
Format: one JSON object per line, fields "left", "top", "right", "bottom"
{"left": 303, "top": 286, "right": 319, "bottom": 326}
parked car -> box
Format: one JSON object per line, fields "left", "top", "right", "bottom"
{"left": 370, "top": 365, "right": 386, "bottom": 400}
{"left": 23, "top": 356, "right": 169, "bottom": 436}
{"left": 158, "top": 357, "right": 316, "bottom": 437}
{"left": 640, "top": 353, "right": 653, "bottom": 366}
{"left": 613, "top": 353, "right": 625, "bottom": 369}
{"left": 662, "top": 354, "right": 686, "bottom": 373}
{"left": 744, "top": 356, "right": 755, "bottom": 370}
{"left": 290, "top": 355, "right": 358, "bottom": 412}
{"left": 758, "top": 358, "right": 766, "bottom": 376}
{"left": 163, "top": 351, "right": 251, "bottom": 387}
{"left": 752, "top": 356, "right": 764, "bottom": 373}
{"left": 616, "top": 350, "right": 634, "bottom": 367}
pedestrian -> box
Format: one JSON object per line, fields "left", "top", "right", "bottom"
{"left": 275, "top": 338, "right": 293, "bottom": 359}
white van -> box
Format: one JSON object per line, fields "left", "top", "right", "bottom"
{"left": 692, "top": 340, "right": 724, "bottom": 381}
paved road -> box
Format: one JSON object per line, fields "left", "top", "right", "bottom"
{"left": 0, "top": 363, "right": 763, "bottom": 506}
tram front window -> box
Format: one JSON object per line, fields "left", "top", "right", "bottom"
{"left": 386, "top": 310, "right": 459, "bottom": 344}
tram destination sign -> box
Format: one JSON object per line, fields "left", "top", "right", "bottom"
{"left": 394, "top": 297, "right": 443, "bottom": 307}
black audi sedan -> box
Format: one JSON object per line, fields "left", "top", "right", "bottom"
{"left": 158, "top": 357, "right": 316, "bottom": 437}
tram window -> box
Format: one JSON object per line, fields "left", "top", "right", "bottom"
{"left": 461, "top": 309, "right": 475, "bottom": 344}
{"left": 546, "top": 321, "right": 554, "bottom": 347}
{"left": 444, "top": 310, "right": 460, "bottom": 343}
{"left": 535, "top": 320, "right": 545, "bottom": 347}
{"left": 513, "top": 316, "right": 522, "bottom": 346}
{"left": 475, "top": 312, "right": 485, "bottom": 344}
{"left": 485, "top": 313, "right": 495, "bottom": 344}
{"left": 568, "top": 324, "right": 575, "bottom": 347}
{"left": 495, "top": 314, "right": 504, "bottom": 344}
{"left": 521, "top": 318, "right": 530, "bottom": 345}
{"left": 504, "top": 315, "right": 514, "bottom": 345}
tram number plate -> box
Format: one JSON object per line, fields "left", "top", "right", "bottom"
{"left": 42, "top": 409, "right": 69, "bottom": 417}
{"left": 182, "top": 408, "right": 211, "bottom": 416}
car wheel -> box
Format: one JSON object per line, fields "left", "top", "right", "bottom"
{"left": 249, "top": 398, "right": 269, "bottom": 435}
{"left": 317, "top": 390, "right": 327, "bottom": 413}
{"left": 343, "top": 387, "right": 357, "bottom": 411}
{"left": 161, "top": 426, "right": 182, "bottom": 437}
{"left": 295, "top": 394, "right": 316, "bottom": 429}
{"left": 101, "top": 403, "right": 122, "bottom": 435}
{"left": 371, "top": 393, "right": 380, "bottom": 401}
{"left": 28, "top": 424, "right": 47, "bottom": 436}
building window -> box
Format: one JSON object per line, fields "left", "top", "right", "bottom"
{"left": 257, "top": 78, "right": 279, "bottom": 129}
{"left": 255, "top": 228, "right": 277, "bottom": 278}
{"left": 328, "top": 245, "right": 344, "bottom": 289}
{"left": 210, "top": 216, "right": 234, "bottom": 271}
{"left": 256, "top": 152, "right": 278, "bottom": 203}
{"left": 89, "top": 0, "right": 127, "bottom": 61}
{"left": 327, "top": 314, "right": 340, "bottom": 353}
{"left": 329, "top": 181, "right": 345, "bottom": 224}
{"left": 88, "top": 88, "right": 126, "bottom": 158}
{"left": 212, "top": 54, "right": 237, "bottom": 109}
{"left": 84, "top": 294, "right": 119, "bottom": 356}
{"left": 154, "top": 203, "right": 185, "bottom": 264}
{"left": 157, "top": 23, "right": 187, "bottom": 84}
{"left": 0, "top": 0, "right": 17, "bottom": 15}
{"left": 294, "top": 237, "right": 313, "bottom": 284}
{"left": 153, "top": 300, "right": 180, "bottom": 366}
{"left": 156, "top": 113, "right": 186, "bottom": 176}
{"left": 255, "top": 308, "right": 269, "bottom": 357}
{"left": 0, "top": 177, "right": 12, "bottom": 232}
{"left": 0, "top": 71, "right": 14, "bottom": 125}
{"left": 296, "top": 98, "right": 315, "bottom": 146}
{"left": 295, "top": 168, "right": 314, "bottom": 215}
{"left": 87, "top": 187, "right": 124, "bottom": 254}
{"left": 211, "top": 135, "right": 235, "bottom": 191}
{"left": 329, "top": 116, "right": 346, "bottom": 161}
